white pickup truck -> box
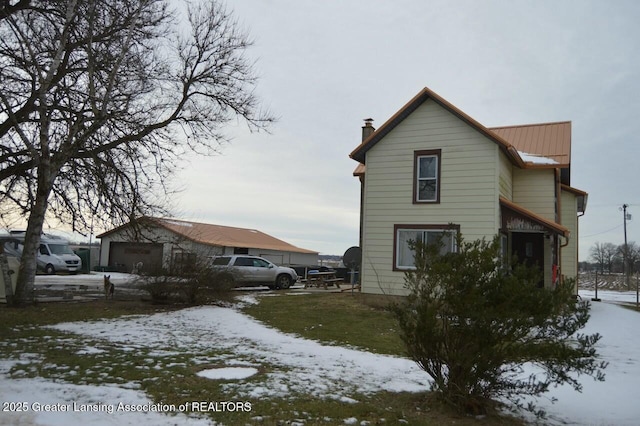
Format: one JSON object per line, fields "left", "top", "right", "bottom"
{"left": 210, "top": 255, "right": 298, "bottom": 289}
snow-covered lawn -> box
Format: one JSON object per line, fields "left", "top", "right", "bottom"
{"left": 534, "top": 290, "right": 640, "bottom": 425}
{"left": 1, "top": 288, "right": 638, "bottom": 425}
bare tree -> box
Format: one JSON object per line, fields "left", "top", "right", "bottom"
{"left": 589, "top": 242, "right": 605, "bottom": 273}
{"left": 618, "top": 241, "right": 640, "bottom": 275}
{"left": 0, "top": 0, "right": 273, "bottom": 305}
{"left": 0, "top": 0, "right": 37, "bottom": 20}
{"left": 631, "top": 242, "right": 640, "bottom": 274}
{"left": 589, "top": 242, "right": 619, "bottom": 274}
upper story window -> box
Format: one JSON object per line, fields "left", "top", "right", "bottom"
{"left": 414, "top": 149, "right": 441, "bottom": 203}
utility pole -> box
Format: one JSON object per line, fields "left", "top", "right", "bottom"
{"left": 621, "top": 204, "right": 630, "bottom": 289}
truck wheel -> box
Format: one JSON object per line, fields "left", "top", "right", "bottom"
{"left": 276, "top": 274, "right": 292, "bottom": 290}
{"left": 45, "top": 264, "right": 55, "bottom": 275}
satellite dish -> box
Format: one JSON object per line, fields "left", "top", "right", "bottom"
{"left": 343, "top": 246, "right": 362, "bottom": 270}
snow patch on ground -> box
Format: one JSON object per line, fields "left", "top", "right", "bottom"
{"left": 196, "top": 367, "right": 258, "bottom": 380}
{"left": 48, "top": 305, "right": 429, "bottom": 399}
{"left": 1, "top": 288, "right": 639, "bottom": 425}
{"left": 0, "top": 377, "right": 212, "bottom": 426}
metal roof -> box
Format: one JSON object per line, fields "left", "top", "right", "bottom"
{"left": 489, "top": 121, "right": 571, "bottom": 166}
{"left": 98, "top": 217, "right": 318, "bottom": 254}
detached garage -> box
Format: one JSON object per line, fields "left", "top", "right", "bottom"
{"left": 108, "top": 242, "right": 164, "bottom": 272}
{"left": 97, "top": 217, "right": 318, "bottom": 273}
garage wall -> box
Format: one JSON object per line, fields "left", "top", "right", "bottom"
{"left": 99, "top": 226, "right": 192, "bottom": 271}
{"left": 108, "top": 242, "right": 163, "bottom": 272}
{"left": 248, "top": 249, "right": 317, "bottom": 266}
{"left": 219, "top": 246, "right": 316, "bottom": 266}
{"left": 99, "top": 225, "right": 316, "bottom": 271}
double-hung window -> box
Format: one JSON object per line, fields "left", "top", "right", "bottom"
{"left": 414, "top": 149, "right": 441, "bottom": 203}
{"left": 394, "top": 225, "right": 458, "bottom": 270}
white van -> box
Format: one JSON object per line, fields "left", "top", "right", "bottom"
{"left": 7, "top": 231, "right": 82, "bottom": 274}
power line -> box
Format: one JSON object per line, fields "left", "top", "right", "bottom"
{"left": 585, "top": 202, "right": 640, "bottom": 208}
{"left": 582, "top": 224, "right": 624, "bottom": 239}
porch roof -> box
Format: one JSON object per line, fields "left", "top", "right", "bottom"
{"left": 499, "top": 197, "right": 569, "bottom": 238}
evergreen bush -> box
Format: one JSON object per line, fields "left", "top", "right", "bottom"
{"left": 390, "top": 234, "right": 607, "bottom": 417}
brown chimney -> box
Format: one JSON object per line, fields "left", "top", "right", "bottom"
{"left": 362, "top": 118, "right": 375, "bottom": 141}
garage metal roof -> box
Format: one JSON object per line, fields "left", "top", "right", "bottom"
{"left": 98, "top": 217, "right": 318, "bottom": 254}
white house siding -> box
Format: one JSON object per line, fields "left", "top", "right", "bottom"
{"left": 498, "top": 151, "right": 513, "bottom": 199}
{"left": 361, "top": 99, "right": 500, "bottom": 295}
{"left": 512, "top": 168, "right": 556, "bottom": 222}
{"left": 560, "top": 190, "right": 579, "bottom": 291}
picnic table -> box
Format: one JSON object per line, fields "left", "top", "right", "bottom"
{"left": 304, "top": 270, "right": 342, "bottom": 289}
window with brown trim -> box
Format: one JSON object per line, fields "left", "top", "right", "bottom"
{"left": 414, "top": 149, "right": 441, "bottom": 203}
{"left": 393, "top": 224, "right": 459, "bottom": 270}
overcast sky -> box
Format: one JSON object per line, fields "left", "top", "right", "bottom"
{"left": 172, "top": 0, "right": 640, "bottom": 259}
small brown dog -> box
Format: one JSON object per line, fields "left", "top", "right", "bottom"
{"left": 104, "top": 275, "right": 114, "bottom": 300}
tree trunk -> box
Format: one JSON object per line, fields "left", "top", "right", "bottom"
{"left": 12, "top": 172, "right": 54, "bottom": 306}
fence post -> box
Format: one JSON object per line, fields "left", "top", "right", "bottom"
{"left": 592, "top": 271, "right": 601, "bottom": 302}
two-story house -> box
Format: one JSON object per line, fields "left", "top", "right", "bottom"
{"left": 350, "top": 87, "right": 587, "bottom": 296}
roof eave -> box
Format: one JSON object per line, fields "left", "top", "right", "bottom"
{"left": 521, "top": 162, "right": 570, "bottom": 169}
{"left": 561, "top": 184, "right": 589, "bottom": 214}
{"left": 499, "top": 196, "right": 570, "bottom": 237}
{"left": 95, "top": 216, "right": 152, "bottom": 239}
{"left": 350, "top": 88, "right": 431, "bottom": 163}
{"left": 350, "top": 86, "right": 519, "bottom": 165}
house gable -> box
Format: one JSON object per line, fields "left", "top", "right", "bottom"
{"left": 351, "top": 87, "right": 570, "bottom": 173}
{"left": 351, "top": 87, "right": 515, "bottom": 164}
{"left": 359, "top": 97, "right": 503, "bottom": 294}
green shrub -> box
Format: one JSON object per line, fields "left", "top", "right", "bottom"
{"left": 390, "top": 234, "right": 607, "bottom": 417}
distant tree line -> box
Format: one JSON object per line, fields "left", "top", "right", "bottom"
{"left": 581, "top": 242, "right": 640, "bottom": 274}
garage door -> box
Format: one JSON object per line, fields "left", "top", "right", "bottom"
{"left": 109, "top": 242, "right": 163, "bottom": 273}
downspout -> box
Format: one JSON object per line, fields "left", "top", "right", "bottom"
{"left": 555, "top": 168, "right": 562, "bottom": 285}
{"left": 359, "top": 175, "right": 364, "bottom": 248}
{"left": 575, "top": 209, "right": 585, "bottom": 296}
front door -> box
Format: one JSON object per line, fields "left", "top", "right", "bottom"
{"left": 511, "top": 232, "right": 545, "bottom": 288}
